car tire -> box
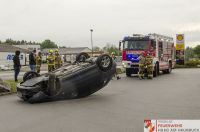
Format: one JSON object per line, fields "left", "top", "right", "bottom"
{"left": 76, "top": 52, "right": 90, "bottom": 62}
{"left": 96, "top": 54, "right": 113, "bottom": 72}
{"left": 23, "top": 71, "right": 40, "bottom": 82}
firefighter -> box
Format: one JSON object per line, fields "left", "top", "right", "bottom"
{"left": 47, "top": 49, "right": 55, "bottom": 72}
{"left": 146, "top": 52, "right": 154, "bottom": 79}
{"left": 54, "top": 49, "right": 62, "bottom": 69}
{"left": 111, "top": 52, "right": 121, "bottom": 80}
{"left": 138, "top": 52, "right": 146, "bottom": 79}
{"left": 36, "top": 52, "right": 42, "bottom": 73}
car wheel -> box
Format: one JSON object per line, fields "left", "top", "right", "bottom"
{"left": 76, "top": 52, "right": 90, "bottom": 62}
{"left": 23, "top": 71, "right": 40, "bottom": 82}
{"left": 96, "top": 54, "right": 113, "bottom": 72}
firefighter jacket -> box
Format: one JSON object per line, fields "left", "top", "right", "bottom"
{"left": 47, "top": 54, "right": 55, "bottom": 66}
{"left": 55, "top": 54, "right": 62, "bottom": 65}
{"left": 36, "top": 55, "right": 42, "bottom": 66}
{"left": 139, "top": 55, "right": 145, "bottom": 66}
{"left": 145, "top": 55, "right": 153, "bottom": 66}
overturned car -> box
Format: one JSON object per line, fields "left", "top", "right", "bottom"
{"left": 17, "top": 53, "right": 116, "bottom": 103}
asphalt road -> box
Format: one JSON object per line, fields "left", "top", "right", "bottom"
{"left": 0, "top": 68, "right": 200, "bottom": 132}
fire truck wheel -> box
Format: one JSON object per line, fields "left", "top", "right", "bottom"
{"left": 126, "top": 68, "right": 131, "bottom": 77}
{"left": 166, "top": 61, "right": 172, "bottom": 74}
{"left": 153, "top": 63, "right": 159, "bottom": 77}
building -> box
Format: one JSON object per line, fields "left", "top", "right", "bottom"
{"left": 0, "top": 44, "right": 30, "bottom": 68}
{"left": 13, "top": 44, "right": 41, "bottom": 51}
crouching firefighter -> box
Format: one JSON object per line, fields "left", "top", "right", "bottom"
{"left": 47, "top": 50, "right": 55, "bottom": 72}
{"left": 138, "top": 52, "right": 145, "bottom": 79}
{"left": 146, "top": 52, "right": 154, "bottom": 79}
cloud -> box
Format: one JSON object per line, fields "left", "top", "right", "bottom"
{"left": 0, "top": 0, "right": 200, "bottom": 47}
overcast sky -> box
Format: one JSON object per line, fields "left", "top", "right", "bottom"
{"left": 0, "top": 0, "right": 199, "bottom": 48}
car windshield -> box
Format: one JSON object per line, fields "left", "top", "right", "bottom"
{"left": 123, "top": 41, "right": 148, "bottom": 50}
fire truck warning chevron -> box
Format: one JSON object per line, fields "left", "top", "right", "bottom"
{"left": 119, "top": 33, "right": 176, "bottom": 78}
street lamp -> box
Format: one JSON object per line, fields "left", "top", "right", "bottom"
{"left": 90, "top": 29, "right": 93, "bottom": 57}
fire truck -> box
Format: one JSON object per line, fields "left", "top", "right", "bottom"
{"left": 119, "top": 33, "right": 175, "bottom": 77}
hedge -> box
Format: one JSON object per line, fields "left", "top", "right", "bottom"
{"left": 175, "top": 60, "right": 200, "bottom": 68}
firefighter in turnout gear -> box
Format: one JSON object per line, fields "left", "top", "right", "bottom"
{"left": 111, "top": 52, "right": 121, "bottom": 80}
{"left": 36, "top": 52, "right": 42, "bottom": 73}
{"left": 138, "top": 52, "right": 146, "bottom": 79}
{"left": 47, "top": 49, "right": 55, "bottom": 72}
{"left": 54, "top": 49, "right": 62, "bottom": 69}
{"left": 146, "top": 52, "right": 154, "bottom": 79}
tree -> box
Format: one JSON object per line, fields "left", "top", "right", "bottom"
{"left": 5, "top": 38, "right": 15, "bottom": 45}
{"left": 21, "top": 40, "right": 25, "bottom": 44}
{"left": 40, "top": 39, "right": 58, "bottom": 49}
{"left": 185, "top": 47, "right": 194, "bottom": 61}
{"left": 59, "top": 46, "right": 66, "bottom": 48}
{"left": 103, "top": 43, "right": 121, "bottom": 56}
{"left": 193, "top": 45, "right": 200, "bottom": 58}
{"left": 93, "top": 46, "right": 101, "bottom": 51}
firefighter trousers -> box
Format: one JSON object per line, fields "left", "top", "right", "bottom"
{"left": 36, "top": 65, "right": 41, "bottom": 73}
{"left": 147, "top": 65, "right": 153, "bottom": 79}
{"left": 48, "top": 65, "right": 54, "bottom": 72}
{"left": 138, "top": 64, "right": 145, "bottom": 78}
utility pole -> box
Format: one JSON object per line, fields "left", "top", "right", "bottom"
{"left": 90, "top": 29, "right": 93, "bottom": 57}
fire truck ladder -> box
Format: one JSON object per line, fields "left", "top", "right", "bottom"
{"left": 148, "top": 33, "right": 173, "bottom": 42}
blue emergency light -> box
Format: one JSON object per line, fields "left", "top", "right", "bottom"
{"left": 126, "top": 54, "right": 140, "bottom": 62}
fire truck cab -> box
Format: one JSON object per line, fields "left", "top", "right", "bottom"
{"left": 120, "top": 33, "right": 175, "bottom": 77}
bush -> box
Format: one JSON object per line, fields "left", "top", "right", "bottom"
{"left": 185, "top": 60, "right": 200, "bottom": 67}
{"left": 175, "top": 64, "right": 188, "bottom": 68}
{"left": 175, "top": 60, "right": 200, "bottom": 68}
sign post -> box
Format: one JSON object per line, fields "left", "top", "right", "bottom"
{"left": 176, "top": 34, "right": 185, "bottom": 65}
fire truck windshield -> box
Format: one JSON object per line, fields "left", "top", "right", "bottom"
{"left": 123, "top": 41, "right": 148, "bottom": 50}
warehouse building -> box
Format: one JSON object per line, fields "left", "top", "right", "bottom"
{"left": 0, "top": 44, "right": 30, "bottom": 69}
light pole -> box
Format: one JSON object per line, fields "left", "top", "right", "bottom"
{"left": 90, "top": 29, "right": 93, "bottom": 57}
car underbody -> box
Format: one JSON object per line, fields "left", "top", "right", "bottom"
{"left": 17, "top": 53, "right": 116, "bottom": 103}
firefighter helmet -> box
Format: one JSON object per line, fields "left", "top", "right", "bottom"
{"left": 49, "top": 49, "right": 54, "bottom": 53}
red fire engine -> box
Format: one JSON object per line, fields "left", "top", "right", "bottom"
{"left": 119, "top": 33, "right": 176, "bottom": 77}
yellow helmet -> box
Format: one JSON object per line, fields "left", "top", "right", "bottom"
{"left": 49, "top": 49, "right": 54, "bottom": 53}
{"left": 55, "top": 49, "right": 59, "bottom": 52}
{"left": 111, "top": 52, "right": 115, "bottom": 55}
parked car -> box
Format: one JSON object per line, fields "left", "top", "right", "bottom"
{"left": 17, "top": 53, "right": 116, "bottom": 103}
